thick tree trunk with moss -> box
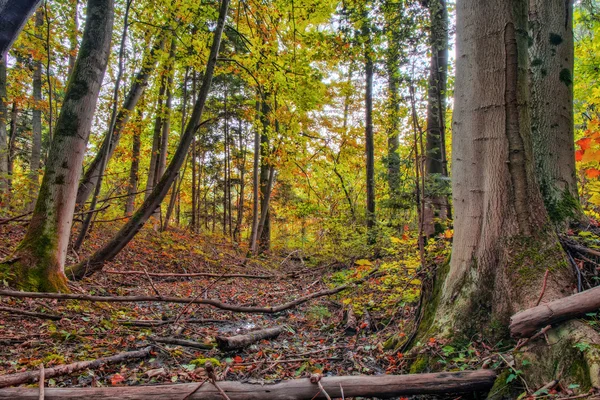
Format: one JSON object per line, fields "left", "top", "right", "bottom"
{"left": 529, "top": 0, "right": 580, "bottom": 225}
{"left": 0, "top": 0, "right": 42, "bottom": 57}
{"left": 423, "top": 0, "right": 449, "bottom": 237}
{"left": 0, "top": 0, "right": 113, "bottom": 292}
{"left": 415, "top": 0, "right": 600, "bottom": 393}
{"left": 76, "top": 35, "right": 163, "bottom": 207}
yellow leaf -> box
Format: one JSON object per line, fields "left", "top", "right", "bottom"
{"left": 355, "top": 259, "right": 372, "bottom": 266}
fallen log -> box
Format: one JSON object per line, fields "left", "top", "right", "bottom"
{"left": 119, "top": 318, "right": 229, "bottom": 327}
{"left": 0, "top": 369, "right": 497, "bottom": 399}
{"left": 105, "top": 270, "right": 275, "bottom": 280}
{"left": 510, "top": 285, "right": 600, "bottom": 338}
{"left": 0, "top": 306, "right": 62, "bottom": 321}
{"left": 153, "top": 337, "right": 215, "bottom": 350}
{"left": 0, "top": 347, "right": 152, "bottom": 389}
{"left": 216, "top": 326, "right": 285, "bottom": 351}
{"left": 0, "top": 270, "right": 376, "bottom": 314}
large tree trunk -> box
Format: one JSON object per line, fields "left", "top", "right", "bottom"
{"left": 417, "top": 0, "right": 600, "bottom": 392}
{"left": 0, "top": 0, "right": 42, "bottom": 57}
{"left": 0, "top": 0, "right": 113, "bottom": 292}
{"left": 423, "top": 0, "right": 449, "bottom": 237}
{"left": 257, "top": 96, "right": 272, "bottom": 253}
{"left": 68, "top": 0, "right": 229, "bottom": 279}
{"left": 529, "top": 0, "right": 580, "bottom": 225}
{"left": 0, "top": 54, "right": 8, "bottom": 199}
{"left": 76, "top": 35, "right": 163, "bottom": 207}
{"left": 386, "top": 54, "right": 401, "bottom": 205}
{"left": 28, "top": 8, "right": 44, "bottom": 210}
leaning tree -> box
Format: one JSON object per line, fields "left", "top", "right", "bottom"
{"left": 414, "top": 0, "right": 600, "bottom": 392}
{"left": 0, "top": 0, "right": 114, "bottom": 292}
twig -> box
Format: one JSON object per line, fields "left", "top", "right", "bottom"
{"left": 339, "top": 383, "right": 345, "bottom": 400}
{"left": 310, "top": 374, "right": 332, "bottom": 400}
{"left": 105, "top": 270, "right": 274, "bottom": 280}
{"left": 143, "top": 269, "right": 162, "bottom": 298}
{"left": 182, "top": 379, "right": 206, "bottom": 400}
{"left": 535, "top": 269, "right": 549, "bottom": 306}
{"left": 38, "top": 364, "right": 44, "bottom": 400}
{"left": 514, "top": 325, "right": 552, "bottom": 352}
{"left": 0, "top": 306, "right": 61, "bottom": 321}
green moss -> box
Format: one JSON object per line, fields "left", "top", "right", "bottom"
{"left": 549, "top": 32, "right": 563, "bottom": 45}
{"left": 487, "top": 370, "right": 518, "bottom": 400}
{"left": 414, "top": 259, "right": 450, "bottom": 344}
{"left": 191, "top": 357, "right": 221, "bottom": 367}
{"left": 531, "top": 58, "right": 543, "bottom": 67}
{"left": 545, "top": 187, "right": 580, "bottom": 224}
{"left": 567, "top": 356, "right": 592, "bottom": 391}
{"left": 409, "top": 354, "right": 435, "bottom": 374}
{"left": 559, "top": 68, "right": 573, "bottom": 86}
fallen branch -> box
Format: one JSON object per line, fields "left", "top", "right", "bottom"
{"left": 0, "top": 306, "right": 62, "bottom": 321}
{"left": 0, "top": 347, "right": 152, "bottom": 388}
{"left": 0, "top": 270, "right": 376, "bottom": 314}
{"left": 104, "top": 270, "right": 275, "bottom": 280}
{"left": 216, "top": 326, "right": 285, "bottom": 351}
{"left": 0, "top": 370, "right": 497, "bottom": 399}
{"left": 119, "top": 318, "right": 229, "bottom": 327}
{"left": 510, "top": 285, "right": 600, "bottom": 338}
{"left": 152, "top": 337, "right": 215, "bottom": 350}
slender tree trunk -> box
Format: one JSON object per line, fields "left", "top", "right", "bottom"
{"left": 145, "top": 74, "right": 166, "bottom": 200}
{"left": 28, "top": 8, "right": 44, "bottom": 210}
{"left": 233, "top": 119, "right": 246, "bottom": 242}
{"left": 68, "top": 0, "right": 229, "bottom": 278}
{"left": 125, "top": 110, "right": 142, "bottom": 216}
{"left": 191, "top": 138, "right": 197, "bottom": 231}
{"left": 529, "top": 0, "right": 580, "bottom": 225}
{"left": 416, "top": 0, "right": 600, "bottom": 390}
{"left": 257, "top": 96, "right": 272, "bottom": 253}
{"left": 67, "top": 0, "right": 78, "bottom": 77}
{"left": 250, "top": 97, "right": 261, "bottom": 253}
{"left": 423, "top": 0, "right": 449, "bottom": 237}
{"left": 7, "top": 101, "right": 18, "bottom": 195}
{"left": 386, "top": 46, "right": 401, "bottom": 205}
{"left": 364, "top": 27, "right": 376, "bottom": 243}
{"left": 0, "top": 54, "right": 8, "bottom": 199}
{"left": 77, "top": 35, "right": 164, "bottom": 206}
{"left": 0, "top": 0, "right": 113, "bottom": 292}
{"left": 223, "top": 89, "right": 229, "bottom": 236}
{"left": 156, "top": 38, "right": 176, "bottom": 186}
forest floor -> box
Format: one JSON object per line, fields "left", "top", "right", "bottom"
{"left": 1, "top": 221, "right": 598, "bottom": 398}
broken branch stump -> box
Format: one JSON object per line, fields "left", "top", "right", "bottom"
{"left": 0, "top": 347, "right": 152, "bottom": 388}
{"left": 510, "top": 285, "right": 600, "bottom": 338}
{"left": 0, "top": 370, "right": 497, "bottom": 399}
{"left": 216, "top": 326, "right": 285, "bottom": 351}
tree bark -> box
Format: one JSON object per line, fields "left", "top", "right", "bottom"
{"left": 417, "top": 0, "right": 600, "bottom": 390}
{"left": 0, "top": 0, "right": 42, "bottom": 57}
{"left": 0, "top": 370, "right": 497, "bottom": 399}
{"left": 529, "top": 0, "right": 580, "bottom": 225}
{"left": 68, "top": 0, "right": 229, "bottom": 279}
{"left": 0, "top": 54, "right": 8, "bottom": 198}
{"left": 125, "top": 109, "right": 143, "bottom": 215}
{"left": 0, "top": 347, "right": 151, "bottom": 388}
{"left": 249, "top": 97, "right": 260, "bottom": 252}
{"left": 423, "top": 0, "right": 449, "bottom": 237}
{"left": 216, "top": 326, "right": 284, "bottom": 350}
{"left": 28, "top": 8, "right": 44, "bottom": 210}
{"left": 257, "top": 96, "right": 271, "bottom": 253}
{"left": 0, "top": 0, "right": 114, "bottom": 292}
{"left": 76, "top": 35, "right": 164, "bottom": 207}
{"left": 363, "top": 21, "right": 376, "bottom": 243}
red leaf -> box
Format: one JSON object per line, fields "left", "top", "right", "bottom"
{"left": 586, "top": 168, "right": 600, "bottom": 178}
{"left": 576, "top": 150, "right": 584, "bottom": 162}
{"left": 577, "top": 137, "right": 592, "bottom": 151}
{"left": 110, "top": 373, "right": 125, "bottom": 385}
{"left": 234, "top": 355, "right": 243, "bottom": 364}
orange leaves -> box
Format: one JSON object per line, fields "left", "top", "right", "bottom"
{"left": 586, "top": 168, "right": 600, "bottom": 178}
{"left": 110, "top": 373, "right": 125, "bottom": 385}
{"left": 233, "top": 355, "right": 243, "bottom": 364}
{"left": 577, "top": 137, "right": 592, "bottom": 151}
{"left": 576, "top": 149, "right": 585, "bottom": 162}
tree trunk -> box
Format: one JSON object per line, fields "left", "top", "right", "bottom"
{"left": 364, "top": 28, "right": 376, "bottom": 243}
{"left": 156, "top": 38, "right": 176, "bottom": 186}
{"left": 386, "top": 54, "right": 401, "bottom": 205}
{"left": 125, "top": 110, "right": 142, "bottom": 216}
{"left": 77, "top": 35, "right": 163, "bottom": 207}
{"left": 7, "top": 101, "right": 18, "bottom": 194}
{"left": 257, "top": 96, "right": 271, "bottom": 253}
{"left": 417, "top": 0, "right": 600, "bottom": 391}
{"left": 0, "top": 54, "right": 8, "bottom": 199}
{"left": 68, "top": 0, "right": 229, "bottom": 279}
{"left": 27, "top": 8, "right": 44, "bottom": 210}
{"left": 423, "top": 0, "right": 449, "bottom": 237}
{"left": 0, "top": 0, "right": 42, "bottom": 57}
{"left": 67, "top": 0, "right": 78, "bottom": 77}
{"left": 529, "top": 0, "right": 580, "bottom": 225}
{"left": 233, "top": 118, "right": 246, "bottom": 242}
{"left": 249, "top": 97, "right": 260, "bottom": 252}
{"left": 0, "top": 0, "right": 113, "bottom": 292}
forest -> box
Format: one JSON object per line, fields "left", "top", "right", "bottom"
{"left": 0, "top": 0, "right": 600, "bottom": 398}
